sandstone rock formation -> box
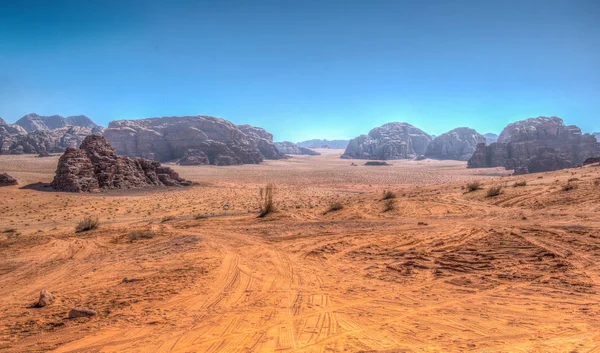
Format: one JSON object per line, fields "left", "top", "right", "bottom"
{"left": 68, "top": 308, "right": 97, "bottom": 319}
{"left": 36, "top": 289, "right": 55, "bottom": 307}
{"left": 52, "top": 135, "right": 192, "bottom": 192}
{"left": 237, "top": 124, "right": 285, "bottom": 160}
{"left": 274, "top": 141, "right": 320, "bottom": 156}
{"left": 468, "top": 117, "right": 600, "bottom": 174}
{"left": 483, "top": 133, "right": 498, "bottom": 145}
{"left": 14, "top": 113, "right": 98, "bottom": 132}
{"left": 0, "top": 173, "right": 18, "bottom": 187}
{"left": 0, "top": 123, "right": 28, "bottom": 154}
{"left": 341, "top": 122, "right": 432, "bottom": 160}
{"left": 425, "top": 127, "right": 485, "bottom": 161}
{"left": 297, "top": 139, "right": 349, "bottom": 149}
{"left": 104, "top": 116, "right": 278, "bottom": 165}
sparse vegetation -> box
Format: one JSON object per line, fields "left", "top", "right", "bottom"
{"left": 486, "top": 185, "right": 503, "bottom": 197}
{"left": 128, "top": 230, "right": 156, "bottom": 241}
{"left": 161, "top": 216, "right": 175, "bottom": 223}
{"left": 562, "top": 182, "right": 578, "bottom": 191}
{"left": 383, "top": 199, "right": 395, "bottom": 212}
{"left": 76, "top": 216, "right": 99, "bottom": 232}
{"left": 513, "top": 181, "right": 527, "bottom": 187}
{"left": 3, "top": 228, "right": 16, "bottom": 233}
{"left": 324, "top": 202, "right": 344, "bottom": 214}
{"left": 382, "top": 190, "right": 396, "bottom": 200}
{"left": 466, "top": 181, "right": 482, "bottom": 192}
{"left": 594, "top": 178, "right": 600, "bottom": 187}
{"left": 194, "top": 214, "right": 209, "bottom": 220}
{"left": 258, "top": 183, "right": 275, "bottom": 218}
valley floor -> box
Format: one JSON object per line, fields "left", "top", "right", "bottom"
{"left": 1, "top": 150, "right": 600, "bottom": 352}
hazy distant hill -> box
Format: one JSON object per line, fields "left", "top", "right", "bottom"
{"left": 483, "top": 133, "right": 499, "bottom": 145}
{"left": 594, "top": 132, "right": 600, "bottom": 141}
{"left": 14, "top": 113, "right": 98, "bottom": 132}
{"left": 297, "top": 139, "right": 349, "bottom": 149}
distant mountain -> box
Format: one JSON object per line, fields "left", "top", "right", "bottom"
{"left": 483, "top": 133, "right": 498, "bottom": 145}
{"left": 0, "top": 117, "right": 6, "bottom": 125}
{"left": 425, "top": 127, "right": 485, "bottom": 161}
{"left": 14, "top": 113, "right": 98, "bottom": 132}
{"left": 297, "top": 139, "right": 349, "bottom": 149}
{"left": 342, "top": 122, "right": 432, "bottom": 160}
{"left": 274, "top": 141, "right": 320, "bottom": 156}
{"left": 594, "top": 132, "right": 600, "bottom": 141}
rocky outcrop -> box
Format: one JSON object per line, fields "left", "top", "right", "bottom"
{"left": 468, "top": 117, "right": 600, "bottom": 174}
{"left": 6, "top": 126, "right": 105, "bottom": 155}
{"left": 14, "top": 113, "right": 98, "bottom": 132}
{"left": 483, "top": 133, "right": 498, "bottom": 145}
{"left": 0, "top": 123, "right": 28, "bottom": 154}
{"left": 425, "top": 127, "right": 485, "bottom": 161}
{"left": 68, "top": 308, "right": 97, "bottom": 319}
{"left": 36, "top": 289, "right": 55, "bottom": 307}
{"left": 584, "top": 157, "right": 600, "bottom": 165}
{"left": 104, "top": 116, "right": 272, "bottom": 165}
{"left": 237, "top": 124, "right": 285, "bottom": 160}
{"left": 274, "top": 141, "right": 320, "bottom": 156}
{"left": 594, "top": 132, "right": 600, "bottom": 141}
{"left": 341, "top": 122, "right": 432, "bottom": 160}
{"left": 0, "top": 117, "right": 6, "bottom": 125}
{"left": 51, "top": 135, "right": 192, "bottom": 192}
{"left": 0, "top": 173, "right": 18, "bottom": 187}
{"left": 297, "top": 139, "right": 349, "bottom": 149}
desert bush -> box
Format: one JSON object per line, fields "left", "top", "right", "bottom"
{"left": 128, "top": 230, "right": 156, "bottom": 241}
{"left": 594, "top": 178, "right": 600, "bottom": 187}
{"left": 194, "top": 214, "right": 208, "bottom": 220}
{"left": 513, "top": 181, "right": 527, "bottom": 187}
{"left": 466, "top": 181, "right": 482, "bottom": 192}
{"left": 258, "top": 183, "right": 275, "bottom": 218}
{"left": 3, "top": 228, "right": 16, "bottom": 233}
{"left": 161, "top": 216, "right": 175, "bottom": 223}
{"left": 486, "top": 185, "right": 503, "bottom": 198}
{"left": 568, "top": 177, "right": 580, "bottom": 182}
{"left": 382, "top": 190, "right": 396, "bottom": 200}
{"left": 562, "top": 182, "right": 578, "bottom": 191}
{"left": 76, "top": 216, "right": 99, "bottom": 232}
{"left": 324, "top": 202, "right": 343, "bottom": 214}
{"left": 383, "top": 199, "right": 395, "bottom": 212}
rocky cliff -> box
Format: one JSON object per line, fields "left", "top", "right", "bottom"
{"left": 297, "top": 139, "right": 349, "bottom": 149}
{"left": 237, "top": 124, "right": 286, "bottom": 160}
{"left": 14, "top": 113, "right": 98, "bottom": 132}
{"left": 468, "top": 117, "right": 600, "bottom": 174}
{"left": 0, "top": 125, "right": 104, "bottom": 155}
{"left": 341, "top": 122, "right": 431, "bottom": 160}
{"left": 0, "top": 117, "right": 6, "bottom": 125}
{"left": 274, "top": 141, "right": 320, "bottom": 155}
{"left": 52, "top": 135, "right": 191, "bottom": 192}
{"left": 104, "top": 116, "right": 279, "bottom": 165}
{"left": 425, "top": 127, "right": 485, "bottom": 161}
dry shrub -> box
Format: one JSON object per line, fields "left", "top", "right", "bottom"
{"left": 324, "top": 202, "right": 343, "bottom": 214}
{"left": 466, "top": 181, "right": 482, "bottom": 192}
{"left": 594, "top": 178, "right": 600, "bottom": 187}
{"left": 161, "top": 216, "right": 175, "bottom": 223}
{"left": 382, "top": 190, "right": 396, "bottom": 200}
{"left": 76, "top": 216, "right": 99, "bottom": 232}
{"left": 128, "top": 230, "right": 156, "bottom": 241}
{"left": 194, "top": 214, "right": 209, "bottom": 220}
{"left": 513, "top": 181, "right": 527, "bottom": 187}
{"left": 486, "top": 185, "right": 503, "bottom": 198}
{"left": 258, "top": 183, "right": 275, "bottom": 218}
{"left": 383, "top": 199, "right": 395, "bottom": 212}
{"left": 562, "top": 182, "right": 578, "bottom": 191}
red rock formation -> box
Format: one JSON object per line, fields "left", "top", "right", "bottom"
{"left": 51, "top": 135, "right": 191, "bottom": 192}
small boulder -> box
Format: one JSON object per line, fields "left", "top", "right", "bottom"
{"left": 68, "top": 307, "right": 97, "bottom": 319}
{"left": 365, "top": 161, "right": 390, "bottom": 166}
{"left": 0, "top": 173, "right": 18, "bottom": 187}
{"left": 36, "top": 289, "right": 55, "bottom": 307}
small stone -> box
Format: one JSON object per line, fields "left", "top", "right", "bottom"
{"left": 68, "top": 308, "right": 97, "bottom": 319}
{"left": 36, "top": 289, "right": 55, "bottom": 307}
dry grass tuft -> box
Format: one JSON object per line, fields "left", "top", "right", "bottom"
{"left": 486, "top": 185, "right": 503, "bottom": 198}
{"left": 466, "top": 181, "right": 482, "bottom": 192}
{"left": 562, "top": 182, "right": 578, "bottom": 191}
{"left": 383, "top": 199, "right": 395, "bottom": 212}
{"left": 513, "top": 181, "right": 527, "bottom": 187}
{"left": 76, "top": 216, "right": 99, "bottom": 233}
{"left": 161, "top": 216, "right": 175, "bottom": 223}
{"left": 382, "top": 190, "right": 396, "bottom": 200}
{"left": 128, "top": 230, "right": 156, "bottom": 241}
{"left": 194, "top": 214, "right": 209, "bottom": 220}
{"left": 324, "top": 202, "right": 344, "bottom": 214}
{"left": 258, "top": 183, "right": 275, "bottom": 218}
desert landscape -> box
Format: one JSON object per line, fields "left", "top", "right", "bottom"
{"left": 2, "top": 148, "right": 600, "bottom": 352}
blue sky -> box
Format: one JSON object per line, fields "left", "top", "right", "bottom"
{"left": 1, "top": 0, "right": 598, "bottom": 141}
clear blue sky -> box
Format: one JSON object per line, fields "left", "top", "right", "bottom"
{"left": 1, "top": 0, "right": 598, "bottom": 141}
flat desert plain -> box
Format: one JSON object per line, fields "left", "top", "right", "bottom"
{"left": 2, "top": 149, "right": 600, "bottom": 352}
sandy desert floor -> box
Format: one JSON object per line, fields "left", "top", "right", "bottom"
{"left": 1, "top": 149, "right": 600, "bottom": 352}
